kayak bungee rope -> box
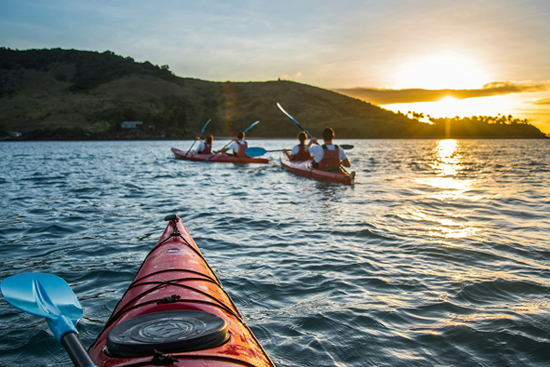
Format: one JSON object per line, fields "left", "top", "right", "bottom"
{"left": 162, "top": 214, "right": 224, "bottom": 285}
{"left": 114, "top": 353, "right": 262, "bottom": 367}
{"left": 104, "top": 280, "right": 243, "bottom": 329}
{"left": 102, "top": 216, "right": 244, "bottom": 328}
{"left": 134, "top": 268, "right": 218, "bottom": 285}
{"left": 88, "top": 214, "right": 275, "bottom": 367}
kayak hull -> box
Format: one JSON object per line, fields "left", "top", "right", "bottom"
{"left": 171, "top": 147, "right": 269, "bottom": 164}
{"left": 88, "top": 215, "right": 274, "bottom": 367}
{"left": 280, "top": 153, "right": 355, "bottom": 185}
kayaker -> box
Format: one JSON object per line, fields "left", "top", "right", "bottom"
{"left": 220, "top": 131, "right": 248, "bottom": 157}
{"left": 192, "top": 135, "right": 213, "bottom": 154}
{"left": 307, "top": 128, "right": 351, "bottom": 171}
{"left": 285, "top": 131, "right": 311, "bottom": 161}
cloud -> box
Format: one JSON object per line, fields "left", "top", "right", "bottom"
{"left": 334, "top": 82, "right": 549, "bottom": 105}
{"left": 279, "top": 72, "right": 304, "bottom": 80}
{"left": 532, "top": 98, "right": 550, "bottom": 105}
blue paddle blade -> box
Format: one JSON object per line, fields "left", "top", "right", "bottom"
{"left": 276, "top": 103, "right": 312, "bottom": 139}
{"left": 244, "top": 120, "right": 260, "bottom": 133}
{"left": 200, "top": 118, "right": 212, "bottom": 133}
{"left": 1, "top": 273, "right": 82, "bottom": 342}
{"left": 245, "top": 147, "right": 268, "bottom": 157}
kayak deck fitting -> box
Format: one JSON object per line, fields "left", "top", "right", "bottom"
{"left": 171, "top": 147, "right": 269, "bottom": 164}
{"left": 88, "top": 214, "right": 275, "bottom": 367}
{"left": 280, "top": 153, "right": 355, "bottom": 185}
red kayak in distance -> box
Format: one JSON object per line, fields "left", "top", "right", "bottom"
{"left": 88, "top": 215, "right": 275, "bottom": 367}
{"left": 280, "top": 153, "right": 355, "bottom": 185}
{"left": 171, "top": 147, "right": 269, "bottom": 164}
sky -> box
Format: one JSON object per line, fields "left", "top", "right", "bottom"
{"left": 2, "top": 0, "right": 550, "bottom": 134}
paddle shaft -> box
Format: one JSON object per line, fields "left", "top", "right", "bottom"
{"left": 184, "top": 141, "right": 197, "bottom": 159}
{"left": 277, "top": 104, "right": 355, "bottom": 151}
{"left": 208, "top": 140, "right": 233, "bottom": 160}
{"left": 269, "top": 145, "right": 352, "bottom": 152}
{"left": 62, "top": 332, "right": 97, "bottom": 367}
{"left": 246, "top": 144, "right": 354, "bottom": 157}
{"left": 183, "top": 119, "right": 211, "bottom": 159}
{"left": 277, "top": 103, "right": 312, "bottom": 138}
{"left": 205, "top": 120, "right": 259, "bottom": 162}
{"left": 0, "top": 273, "right": 97, "bottom": 367}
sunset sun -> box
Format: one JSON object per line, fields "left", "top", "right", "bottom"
{"left": 386, "top": 95, "right": 511, "bottom": 121}
{"left": 377, "top": 52, "right": 514, "bottom": 119}
{"left": 1, "top": 2, "right": 550, "bottom": 367}
{"left": 395, "top": 53, "right": 490, "bottom": 90}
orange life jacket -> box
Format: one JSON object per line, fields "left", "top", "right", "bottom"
{"left": 236, "top": 141, "right": 248, "bottom": 157}
{"left": 199, "top": 143, "right": 212, "bottom": 154}
{"left": 294, "top": 144, "right": 311, "bottom": 161}
{"left": 317, "top": 144, "right": 340, "bottom": 170}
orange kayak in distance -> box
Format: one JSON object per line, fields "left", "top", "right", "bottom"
{"left": 280, "top": 153, "right": 355, "bottom": 185}
{"left": 171, "top": 147, "right": 269, "bottom": 164}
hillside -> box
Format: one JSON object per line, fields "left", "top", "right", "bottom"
{"left": 0, "top": 48, "right": 546, "bottom": 140}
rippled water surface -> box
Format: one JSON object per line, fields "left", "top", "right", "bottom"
{"left": 1, "top": 139, "right": 549, "bottom": 366}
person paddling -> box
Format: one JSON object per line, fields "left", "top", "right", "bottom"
{"left": 192, "top": 135, "right": 214, "bottom": 154}
{"left": 307, "top": 128, "right": 351, "bottom": 171}
{"left": 220, "top": 131, "right": 248, "bottom": 157}
{"left": 285, "top": 131, "right": 311, "bottom": 161}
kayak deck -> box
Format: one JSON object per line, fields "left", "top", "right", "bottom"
{"left": 280, "top": 153, "right": 355, "bottom": 185}
{"left": 171, "top": 147, "right": 269, "bottom": 164}
{"left": 88, "top": 215, "right": 274, "bottom": 367}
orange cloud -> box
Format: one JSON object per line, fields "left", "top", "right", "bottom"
{"left": 532, "top": 98, "right": 550, "bottom": 105}
{"left": 279, "top": 72, "right": 303, "bottom": 80}
{"left": 335, "top": 82, "right": 549, "bottom": 105}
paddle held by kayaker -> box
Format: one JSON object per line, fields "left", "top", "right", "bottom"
{"left": 307, "top": 128, "right": 351, "bottom": 171}
{"left": 285, "top": 131, "right": 312, "bottom": 161}
{"left": 220, "top": 131, "right": 249, "bottom": 157}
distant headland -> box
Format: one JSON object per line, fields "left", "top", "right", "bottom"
{"left": 0, "top": 48, "right": 546, "bottom": 140}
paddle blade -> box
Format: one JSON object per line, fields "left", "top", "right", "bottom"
{"left": 245, "top": 147, "right": 268, "bottom": 157}
{"left": 276, "top": 103, "right": 312, "bottom": 138}
{"left": 201, "top": 118, "right": 212, "bottom": 133}
{"left": 276, "top": 103, "right": 291, "bottom": 118}
{"left": 340, "top": 144, "right": 354, "bottom": 150}
{"left": 244, "top": 120, "right": 260, "bottom": 133}
{"left": 1, "top": 273, "right": 83, "bottom": 342}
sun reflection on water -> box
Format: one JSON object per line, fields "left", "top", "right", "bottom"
{"left": 432, "top": 139, "right": 461, "bottom": 176}
{"left": 415, "top": 139, "right": 472, "bottom": 196}
{"left": 412, "top": 139, "right": 479, "bottom": 240}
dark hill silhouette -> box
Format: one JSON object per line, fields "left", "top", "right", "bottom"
{"left": 0, "top": 48, "right": 546, "bottom": 140}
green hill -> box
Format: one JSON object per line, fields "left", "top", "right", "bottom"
{"left": 0, "top": 48, "right": 546, "bottom": 140}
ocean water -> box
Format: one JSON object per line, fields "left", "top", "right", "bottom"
{"left": 0, "top": 139, "right": 549, "bottom": 367}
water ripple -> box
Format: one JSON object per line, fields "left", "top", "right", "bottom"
{"left": 0, "top": 140, "right": 549, "bottom": 366}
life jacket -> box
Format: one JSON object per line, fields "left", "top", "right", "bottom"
{"left": 294, "top": 144, "right": 311, "bottom": 161}
{"left": 199, "top": 143, "right": 212, "bottom": 154}
{"left": 235, "top": 141, "right": 248, "bottom": 157}
{"left": 317, "top": 144, "right": 340, "bottom": 171}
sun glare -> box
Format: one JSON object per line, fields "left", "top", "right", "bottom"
{"left": 379, "top": 52, "right": 533, "bottom": 122}
{"left": 411, "top": 140, "right": 480, "bottom": 239}
{"left": 384, "top": 95, "right": 513, "bottom": 121}
{"left": 394, "top": 53, "right": 489, "bottom": 90}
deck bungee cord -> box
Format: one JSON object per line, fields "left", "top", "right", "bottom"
{"left": 87, "top": 214, "right": 275, "bottom": 366}
{"left": 1, "top": 214, "right": 275, "bottom": 367}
